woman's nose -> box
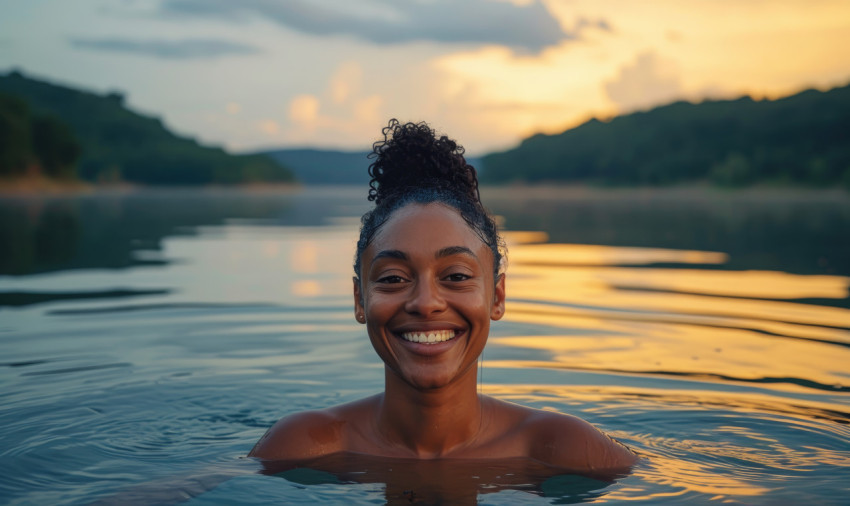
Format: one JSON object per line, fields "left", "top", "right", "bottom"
{"left": 404, "top": 278, "right": 447, "bottom": 316}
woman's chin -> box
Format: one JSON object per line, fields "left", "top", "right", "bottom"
{"left": 408, "top": 377, "right": 453, "bottom": 390}
{"left": 400, "top": 371, "right": 453, "bottom": 390}
{"left": 394, "top": 362, "right": 474, "bottom": 391}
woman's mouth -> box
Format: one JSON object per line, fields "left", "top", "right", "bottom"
{"left": 400, "top": 329, "right": 456, "bottom": 344}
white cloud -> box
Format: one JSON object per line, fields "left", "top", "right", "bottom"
{"left": 259, "top": 119, "right": 281, "bottom": 136}
{"left": 289, "top": 95, "right": 321, "bottom": 128}
{"left": 329, "top": 62, "right": 363, "bottom": 105}
{"left": 604, "top": 52, "right": 683, "bottom": 112}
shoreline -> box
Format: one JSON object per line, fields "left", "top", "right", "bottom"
{"left": 479, "top": 182, "right": 850, "bottom": 203}
{"left": 0, "top": 176, "right": 96, "bottom": 195}
{"left": 1, "top": 177, "right": 846, "bottom": 201}
{"left": 0, "top": 177, "right": 301, "bottom": 197}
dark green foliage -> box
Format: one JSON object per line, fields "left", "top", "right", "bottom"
{"left": 32, "top": 115, "right": 80, "bottom": 178}
{"left": 0, "top": 93, "right": 32, "bottom": 175}
{"left": 482, "top": 84, "right": 850, "bottom": 187}
{"left": 0, "top": 71, "right": 294, "bottom": 185}
{"left": 0, "top": 91, "right": 80, "bottom": 178}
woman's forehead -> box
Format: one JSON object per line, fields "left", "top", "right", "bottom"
{"left": 368, "top": 203, "right": 489, "bottom": 258}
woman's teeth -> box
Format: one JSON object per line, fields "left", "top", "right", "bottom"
{"left": 401, "top": 330, "right": 456, "bottom": 344}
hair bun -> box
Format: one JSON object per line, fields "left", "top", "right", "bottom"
{"left": 368, "top": 119, "right": 480, "bottom": 204}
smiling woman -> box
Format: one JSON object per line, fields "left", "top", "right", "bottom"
{"left": 249, "top": 120, "right": 637, "bottom": 474}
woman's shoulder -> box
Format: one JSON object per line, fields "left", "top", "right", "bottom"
{"left": 488, "top": 397, "right": 638, "bottom": 472}
{"left": 247, "top": 409, "right": 344, "bottom": 460}
{"left": 248, "top": 396, "right": 379, "bottom": 460}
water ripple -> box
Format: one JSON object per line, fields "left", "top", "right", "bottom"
{"left": 19, "top": 362, "right": 132, "bottom": 376}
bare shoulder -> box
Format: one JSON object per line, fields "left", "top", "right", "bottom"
{"left": 248, "top": 409, "right": 344, "bottom": 460}
{"left": 248, "top": 396, "right": 379, "bottom": 460}
{"left": 521, "top": 406, "right": 637, "bottom": 472}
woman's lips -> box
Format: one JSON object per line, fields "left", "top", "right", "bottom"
{"left": 400, "top": 329, "right": 456, "bottom": 344}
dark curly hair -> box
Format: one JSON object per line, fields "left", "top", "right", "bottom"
{"left": 354, "top": 119, "right": 505, "bottom": 285}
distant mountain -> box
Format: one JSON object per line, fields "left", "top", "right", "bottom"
{"left": 259, "top": 148, "right": 483, "bottom": 186}
{"left": 261, "top": 148, "right": 370, "bottom": 185}
{"left": 0, "top": 70, "right": 293, "bottom": 185}
{"left": 481, "top": 83, "right": 850, "bottom": 188}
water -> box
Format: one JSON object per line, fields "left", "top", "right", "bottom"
{"left": 1, "top": 186, "right": 849, "bottom": 504}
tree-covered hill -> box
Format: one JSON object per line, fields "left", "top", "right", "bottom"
{"left": 0, "top": 71, "right": 293, "bottom": 185}
{"left": 0, "top": 92, "right": 80, "bottom": 181}
{"left": 481, "top": 83, "right": 850, "bottom": 188}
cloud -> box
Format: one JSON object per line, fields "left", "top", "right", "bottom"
{"left": 574, "top": 16, "right": 612, "bottom": 33}
{"left": 69, "top": 37, "right": 261, "bottom": 59}
{"left": 329, "top": 61, "right": 363, "bottom": 105}
{"left": 289, "top": 94, "right": 321, "bottom": 128}
{"left": 274, "top": 61, "right": 385, "bottom": 146}
{"left": 259, "top": 119, "right": 282, "bottom": 136}
{"left": 604, "top": 52, "right": 683, "bottom": 112}
{"left": 158, "top": 0, "right": 570, "bottom": 53}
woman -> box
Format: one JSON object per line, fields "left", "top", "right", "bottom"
{"left": 250, "top": 120, "right": 637, "bottom": 473}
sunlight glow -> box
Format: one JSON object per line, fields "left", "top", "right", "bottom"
{"left": 490, "top": 239, "right": 850, "bottom": 394}
{"left": 424, "top": 0, "right": 850, "bottom": 150}
{"left": 507, "top": 243, "right": 728, "bottom": 267}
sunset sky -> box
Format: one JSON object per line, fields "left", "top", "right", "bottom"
{"left": 2, "top": 0, "right": 849, "bottom": 155}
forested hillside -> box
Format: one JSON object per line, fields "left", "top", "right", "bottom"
{"left": 481, "top": 84, "right": 850, "bottom": 187}
{"left": 0, "top": 92, "right": 80, "bottom": 180}
{"left": 0, "top": 71, "right": 293, "bottom": 185}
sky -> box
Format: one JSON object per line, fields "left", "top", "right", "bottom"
{"left": 2, "top": 0, "right": 849, "bottom": 156}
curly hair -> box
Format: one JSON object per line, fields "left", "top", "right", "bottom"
{"left": 354, "top": 119, "right": 505, "bottom": 285}
{"left": 367, "top": 120, "right": 480, "bottom": 205}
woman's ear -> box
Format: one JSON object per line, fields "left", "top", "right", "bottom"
{"left": 353, "top": 277, "right": 366, "bottom": 324}
{"left": 490, "top": 273, "right": 506, "bottom": 321}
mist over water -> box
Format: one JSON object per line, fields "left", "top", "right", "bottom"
{"left": 1, "top": 186, "right": 848, "bottom": 504}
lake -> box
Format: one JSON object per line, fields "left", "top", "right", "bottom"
{"left": 1, "top": 185, "right": 849, "bottom": 504}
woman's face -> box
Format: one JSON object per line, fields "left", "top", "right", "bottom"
{"left": 354, "top": 203, "right": 505, "bottom": 390}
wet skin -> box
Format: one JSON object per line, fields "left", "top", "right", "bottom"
{"left": 250, "top": 203, "right": 637, "bottom": 472}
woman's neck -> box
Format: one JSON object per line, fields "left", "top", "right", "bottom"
{"left": 376, "top": 366, "right": 484, "bottom": 458}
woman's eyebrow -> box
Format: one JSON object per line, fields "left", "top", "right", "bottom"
{"left": 372, "top": 249, "right": 408, "bottom": 264}
{"left": 436, "top": 246, "right": 477, "bottom": 259}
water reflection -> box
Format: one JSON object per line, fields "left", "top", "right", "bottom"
{"left": 492, "top": 235, "right": 850, "bottom": 394}
{"left": 0, "top": 198, "right": 83, "bottom": 274}
{"left": 3, "top": 187, "right": 849, "bottom": 504}
{"left": 0, "top": 288, "right": 171, "bottom": 307}
{"left": 485, "top": 186, "right": 850, "bottom": 276}
{"left": 262, "top": 454, "right": 619, "bottom": 505}
{"left": 480, "top": 384, "right": 850, "bottom": 502}
{"left": 506, "top": 241, "right": 729, "bottom": 267}
{"left": 0, "top": 187, "right": 369, "bottom": 276}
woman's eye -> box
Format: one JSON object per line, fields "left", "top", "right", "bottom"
{"left": 377, "top": 275, "right": 406, "bottom": 284}
{"left": 446, "top": 273, "right": 471, "bottom": 282}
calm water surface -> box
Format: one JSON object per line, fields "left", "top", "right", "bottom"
{"left": 1, "top": 186, "right": 849, "bottom": 504}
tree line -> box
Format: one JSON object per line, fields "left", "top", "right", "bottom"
{"left": 481, "top": 83, "right": 850, "bottom": 188}
{"left": 0, "top": 71, "right": 293, "bottom": 185}
{"left": 4, "top": 69, "right": 848, "bottom": 188}
{"left": 0, "top": 92, "right": 79, "bottom": 180}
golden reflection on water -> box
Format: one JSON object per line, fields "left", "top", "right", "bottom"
{"left": 480, "top": 384, "right": 849, "bottom": 500}
{"left": 480, "top": 384, "right": 850, "bottom": 427}
{"left": 495, "top": 238, "right": 850, "bottom": 393}
{"left": 490, "top": 327, "right": 848, "bottom": 392}
{"left": 507, "top": 265, "right": 850, "bottom": 327}
{"left": 507, "top": 242, "right": 729, "bottom": 267}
